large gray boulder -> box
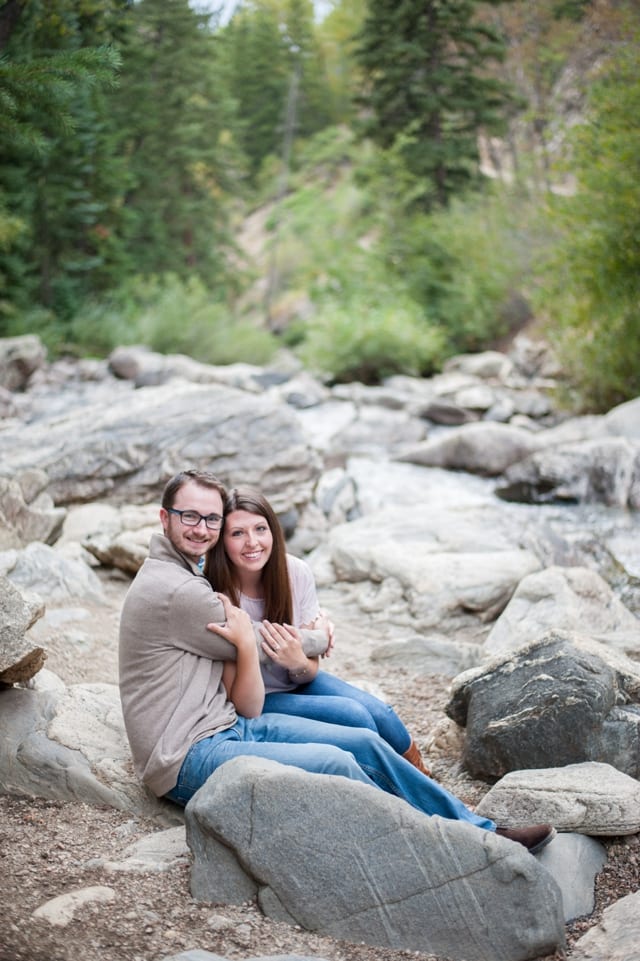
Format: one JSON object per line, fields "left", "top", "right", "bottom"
{"left": 495, "top": 436, "right": 640, "bottom": 508}
{"left": 535, "top": 833, "right": 608, "bottom": 923}
{"left": 108, "top": 345, "right": 268, "bottom": 392}
{"left": 0, "top": 471, "right": 66, "bottom": 550}
{"left": 484, "top": 565, "right": 640, "bottom": 659}
{"left": 570, "top": 889, "right": 640, "bottom": 961}
{"left": 0, "top": 334, "right": 47, "bottom": 390}
{"left": 185, "top": 756, "right": 565, "bottom": 961}
{"left": 4, "top": 541, "right": 106, "bottom": 604}
{"left": 396, "top": 421, "right": 542, "bottom": 476}
{"left": 0, "top": 678, "right": 181, "bottom": 826}
{"left": 0, "top": 576, "right": 45, "bottom": 684}
{"left": 603, "top": 396, "right": 640, "bottom": 441}
{"left": 326, "top": 503, "right": 542, "bottom": 634}
{"left": 446, "top": 631, "right": 640, "bottom": 779}
{"left": 59, "top": 501, "right": 160, "bottom": 574}
{"left": 0, "top": 380, "right": 320, "bottom": 513}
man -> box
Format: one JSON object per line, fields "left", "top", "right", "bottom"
{"left": 119, "top": 468, "right": 555, "bottom": 854}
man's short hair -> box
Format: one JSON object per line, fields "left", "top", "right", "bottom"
{"left": 161, "top": 469, "right": 227, "bottom": 510}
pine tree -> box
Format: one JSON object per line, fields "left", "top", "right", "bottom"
{"left": 220, "top": 0, "right": 337, "bottom": 181}
{"left": 283, "top": 0, "right": 336, "bottom": 141}
{"left": 107, "top": 0, "right": 243, "bottom": 286}
{"left": 355, "top": 0, "right": 517, "bottom": 209}
{"left": 0, "top": 0, "right": 125, "bottom": 323}
{"left": 221, "top": 4, "right": 291, "bottom": 178}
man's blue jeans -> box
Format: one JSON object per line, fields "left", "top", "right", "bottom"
{"left": 263, "top": 671, "right": 412, "bottom": 754}
{"left": 165, "top": 712, "right": 496, "bottom": 834}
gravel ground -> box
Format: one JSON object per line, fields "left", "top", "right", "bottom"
{"left": 2, "top": 572, "right": 639, "bottom": 961}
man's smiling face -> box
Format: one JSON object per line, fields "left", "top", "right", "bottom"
{"left": 160, "top": 479, "right": 223, "bottom": 564}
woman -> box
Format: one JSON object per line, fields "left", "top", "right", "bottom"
{"left": 205, "top": 486, "right": 431, "bottom": 775}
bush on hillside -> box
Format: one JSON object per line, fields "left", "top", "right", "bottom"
{"left": 539, "top": 34, "right": 640, "bottom": 410}
{"left": 380, "top": 189, "right": 541, "bottom": 354}
{"left": 297, "top": 295, "right": 445, "bottom": 384}
{"left": 69, "top": 274, "right": 278, "bottom": 365}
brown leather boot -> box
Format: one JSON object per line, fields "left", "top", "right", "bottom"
{"left": 495, "top": 824, "right": 556, "bottom": 855}
{"left": 402, "top": 738, "right": 433, "bottom": 778}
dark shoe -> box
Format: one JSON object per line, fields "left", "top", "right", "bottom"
{"left": 495, "top": 823, "right": 556, "bottom": 855}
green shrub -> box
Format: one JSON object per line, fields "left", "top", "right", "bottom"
{"left": 297, "top": 295, "right": 445, "bottom": 384}
{"left": 2, "top": 306, "right": 65, "bottom": 355}
{"left": 380, "top": 187, "right": 543, "bottom": 354}
{"left": 536, "top": 34, "right": 640, "bottom": 410}
{"left": 69, "top": 273, "right": 278, "bottom": 365}
{"left": 548, "top": 298, "right": 640, "bottom": 411}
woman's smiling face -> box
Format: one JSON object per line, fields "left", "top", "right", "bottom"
{"left": 223, "top": 508, "right": 274, "bottom": 578}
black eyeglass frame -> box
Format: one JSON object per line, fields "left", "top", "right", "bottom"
{"left": 167, "top": 508, "right": 224, "bottom": 530}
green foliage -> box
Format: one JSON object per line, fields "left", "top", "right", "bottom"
{"left": 354, "top": 0, "right": 518, "bottom": 210}
{"left": 0, "top": 0, "right": 635, "bottom": 409}
{"left": 242, "top": 124, "right": 544, "bottom": 383}
{"left": 219, "top": 0, "right": 338, "bottom": 184}
{"left": 380, "top": 187, "right": 541, "bottom": 353}
{"left": 0, "top": 44, "right": 122, "bottom": 153}
{"left": 316, "top": 0, "right": 366, "bottom": 122}
{"left": 551, "top": 0, "right": 590, "bottom": 21}
{"left": 539, "top": 32, "right": 640, "bottom": 409}
{"left": 67, "top": 274, "right": 279, "bottom": 365}
{"left": 1, "top": 305, "right": 67, "bottom": 354}
{"left": 106, "top": 0, "right": 243, "bottom": 289}
{"left": 297, "top": 294, "right": 446, "bottom": 384}
{"left": 249, "top": 128, "right": 374, "bottom": 317}
{"left": 218, "top": 5, "right": 290, "bottom": 181}
{"left": 0, "top": 1, "right": 125, "bottom": 319}
{"left": 0, "top": 0, "right": 250, "bottom": 326}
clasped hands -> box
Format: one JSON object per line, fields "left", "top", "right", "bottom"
{"left": 206, "top": 596, "right": 335, "bottom": 666}
{"left": 259, "top": 608, "right": 334, "bottom": 669}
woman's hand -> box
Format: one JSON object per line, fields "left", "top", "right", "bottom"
{"left": 207, "top": 594, "right": 255, "bottom": 652}
{"left": 260, "top": 621, "right": 317, "bottom": 680}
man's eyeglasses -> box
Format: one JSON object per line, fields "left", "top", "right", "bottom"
{"left": 167, "top": 508, "right": 223, "bottom": 530}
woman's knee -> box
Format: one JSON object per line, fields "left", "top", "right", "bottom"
{"left": 330, "top": 698, "right": 377, "bottom": 732}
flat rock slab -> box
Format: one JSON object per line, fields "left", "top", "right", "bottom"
{"left": 32, "top": 885, "right": 116, "bottom": 927}
{"left": 476, "top": 762, "right": 640, "bottom": 835}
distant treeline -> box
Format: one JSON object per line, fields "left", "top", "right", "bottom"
{"left": 0, "top": 1, "right": 638, "bottom": 410}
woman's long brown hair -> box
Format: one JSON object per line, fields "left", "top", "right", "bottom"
{"left": 204, "top": 487, "right": 293, "bottom": 624}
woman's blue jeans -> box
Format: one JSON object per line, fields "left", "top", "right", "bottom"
{"left": 263, "top": 671, "right": 412, "bottom": 755}
{"left": 165, "top": 712, "right": 496, "bottom": 834}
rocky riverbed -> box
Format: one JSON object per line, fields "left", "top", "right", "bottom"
{"left": 2, "top": 334, "right": 640, "bottom": 961}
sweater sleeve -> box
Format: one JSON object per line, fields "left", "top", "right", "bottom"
{"left": 286, "top": 555, "right": 328, "bottom": 655}
{"left": 288, "top": 554, "right": 321, "bottom": 625}
{"left": 167, "top": 576, "right": 326, "bottom": 662}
